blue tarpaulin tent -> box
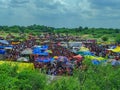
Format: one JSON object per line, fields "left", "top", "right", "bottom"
{"left": 33, "top": 45, "right": 49, "bottom": 56}
{"left": 36, "top": 58, "right": 54, "bottom": 63}
{"left": 5, "top": 46, "right": 13, "bottom": 49}
{"left": 92, "top": 60, "right": 107, "bottom": 65}
{"left": 77, "top": 51, "right": 94, "bottom": 56}
{"left": 92, "top": 60, "right": 100, "bottom": 65}
{"left": 0, "top": 46, "right": 5, "bottom": 49}
{"left": 83, "top": 51, "right": 94, "bottom": 56}
{"left": 0, "top": 49, "right": 5, "bottom": 54}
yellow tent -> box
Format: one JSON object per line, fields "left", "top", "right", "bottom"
{"left": 79, "top": 46, "right": 89, "bottom": 51}
{"left": 0, "top": 61, "right": 34, "bottom": 72}
{"left": 85, "top": 55, "right": 105, "bottom": 61}
{"left": 112, "top": 46, "right": 120, "bottom": 52}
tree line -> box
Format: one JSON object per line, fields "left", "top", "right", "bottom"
{"left": 0, "top": 24, "right": 120, "bottom": 42}
{"left": 0, "top": 24, "right": 120, "bottom": 34}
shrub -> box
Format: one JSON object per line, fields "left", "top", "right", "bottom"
{"left": 0, "top": 64, "right": 47, "bottom": 90}
{"left": 0, "top": 62, "right": 120, "bottom": 90}
{"left": 102, "top": 36, "right": 108, "bottom": 41}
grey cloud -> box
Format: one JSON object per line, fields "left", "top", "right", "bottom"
{"left": 91, "top": 0, "right": 120, "bottom": 10}
{"left": 11, "top": 0, "right": 29, "bottom": 4}
{"left": 9, "top": 0, "right": 29, "bottom": 7}
{"left": 0, "top": 0, "right": 120, "bottom": 28}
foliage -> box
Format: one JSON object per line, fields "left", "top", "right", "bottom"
{"left": 115, "top": 34, "right": 120, "bottom": 43}
{"left": 0, "top": 64, "right": 47, "bottom": 90}
{"left": 0, "top": 61, "right": 120, "bottom": 90}
{"left": 102, "top": 36, "right": 108, "bottom": 41}
{"left": 0, "top": 25, "right": 120, "bottom": 41}
{"left": 46, "top": 77, "right": 80, "bottom": 90}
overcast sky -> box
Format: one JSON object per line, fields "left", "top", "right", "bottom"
{"left": 0, "top": 0, "right": 120, "bottom": 28}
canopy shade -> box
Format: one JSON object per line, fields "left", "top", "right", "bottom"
{"left": 5, "top": 46, "right": 13, "bottom": 49}
{"left": 0, "top": 40, "right": 9, "bottom": 45}
{"left": 57, "top": 56, "right": 69, "bottom": 63}
{"left": 79, "top": 46, "right": 89, "bottom": 52}
{"left": 73, "top": 55, "right": 82, "bottom": 59}
{"left": 33, "top": 45, "right": 49, "bottom": 56}
{"left": 21, "top": 48, "right": 32, "bottom": 54}
{"left": 111, "top": 46, "right": 120, "bottom": 53}
{"left": 35, "top": 58, "right": 54, "bottom": 63}
{"left": 0, "top": 50, "right": 6, "bottom": 54}
{"left": 0, "top": 46, "right": 4, "bottom": 49}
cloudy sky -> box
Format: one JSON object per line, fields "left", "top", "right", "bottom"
{"left": 0, "top": 0, "right": 120, "bottom": 28}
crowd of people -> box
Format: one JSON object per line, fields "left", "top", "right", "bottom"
{"left": 5, "top": 38, "right": 36, "bottom": 60}
{"left": 33, "top": 43, "right": 82, "bottom": 76}
{"left": 0, "top": 33, "right": 120, "bottom": 75}
{"left": 85, "top": 43, "right": 120, "bottom": 59}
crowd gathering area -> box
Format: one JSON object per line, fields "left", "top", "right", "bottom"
{"left": 0, "top": 33, "right": 120, "bottom": 76}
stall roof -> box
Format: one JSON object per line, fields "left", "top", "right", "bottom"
{"left": 0, "top": 40, "right": 9, "bottom": 45}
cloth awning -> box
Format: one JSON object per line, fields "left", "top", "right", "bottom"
{"left": 0, "top": 40, "right": 9, "bottom": 45}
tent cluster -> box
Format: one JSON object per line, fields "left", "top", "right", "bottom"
{"left": 0, "top": 46, "right": 13, "bottom": 54}
{"left": 77, "top": 46, "right": 94, "bottom": 56}
{"left": 0, "top": 39, "right": 13, "bottom": 55}
{"left": 32, "top": 45, "right": 83, "bottom": 76}
{"left": 76, "top": 45, "right": 120, "bottom": 66}
{"left": 0, "top": 33, "right": 120, "bottom": 76}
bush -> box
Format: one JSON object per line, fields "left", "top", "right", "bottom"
{"left": 46, "top": 77, "right": 80, "bottom": 90}
{"left": 102, "top": 36, "right": 108, "bottom": 41}
{"left": 0, "top": 64, "right": 47, "bottom": 90}
{"left": 115, "top": 34, "right": 120, "bottom": 43}
{"left": 0, "top": 62, "right": 120, "bottom": 90}
{"left": 17, "top": 69, "right": 47, "bottom": 90}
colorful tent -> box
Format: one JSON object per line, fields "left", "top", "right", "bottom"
{"left": 73, "top": 55, "right": 82, "bottom": 60}
{"left": 85, "top": 55, "right": 105, "bottom": 61}
{"left": 57, "top": 56, "right": 69, "bottom": 63}
{"left": 53, "top": 56, "right": 58, "bottom": 59}
{"left": 36, "top": 58, "right": 54, "bottom": 63}
{"left": 0, "top": 49, "right": 5, "bottom": 54}
{"left": 46, "top": 50, "right": 53, "bottom": 53}
{"left": 111, "top": 46, "right": 120, "bottom": 52}
{"left": 77, "top": 51, "right": 94, "bottom": 56}
{"left": 5, "top": 46, "right": 13, "bottom": 49}
{"left": 79, "top": 46, "right": 89, "bottom": 52}
{"left": 0, "top": 46, "right": 4, "bottom": 49}
{"left": 32, "top": 45, "right": 49, "bottom": 56}
{"left": 92, "top": 60, "right": 107, "bottom": 65}
{"left": 73, "top": 55, "right": 83, "bottom": 62}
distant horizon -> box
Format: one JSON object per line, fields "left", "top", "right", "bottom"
{"left": 0, "top": 0, "right": 120, "bottom": 29}
{"left": 0, "top": 24, "right": 120, "bottom": 29}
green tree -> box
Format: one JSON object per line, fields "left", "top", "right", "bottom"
{"left": 102, "top": 36, "right": 108, "bottom": 41}
{"left": 115, "top": 34, "right": 120, "bottom": 43}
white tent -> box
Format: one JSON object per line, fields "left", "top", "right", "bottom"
{"left": 21, "top": 48, "right": 32, "bottom": 55}
{"left": 17, "top": 57, "right": 29, "bottom": 62}
{"left": 0, "top": 40, "right": 9, "bottom": 45}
